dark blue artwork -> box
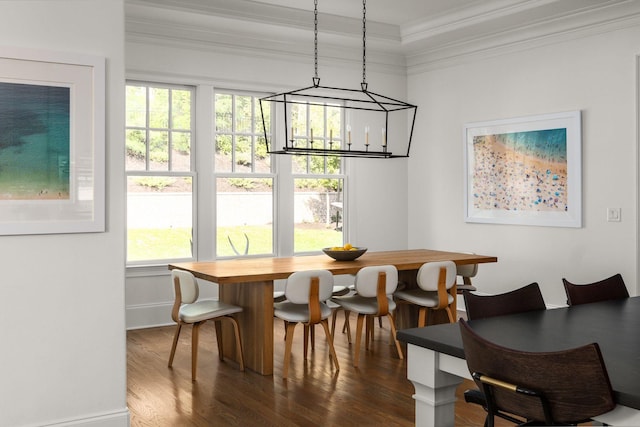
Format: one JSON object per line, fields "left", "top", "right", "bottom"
{"left": 0, "top": 81, "right": 70, "bottom": 199}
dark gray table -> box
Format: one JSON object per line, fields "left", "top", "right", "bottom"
{"left": 398, "top": 297, "right": 640, "bottom": 427}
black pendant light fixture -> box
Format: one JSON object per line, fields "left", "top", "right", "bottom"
{"left": 259, "top": 0, "right": 417, "bottom": 158}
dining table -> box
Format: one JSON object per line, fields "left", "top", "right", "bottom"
{"left": 169, "top": 248, "right": 497, "bottom": 375}
{"left": 397, "top": 297, "right": 640, "bottom": 427}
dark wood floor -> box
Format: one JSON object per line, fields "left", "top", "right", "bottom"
{"left": 127, "top": 315, "right": 512, "bottom": 426}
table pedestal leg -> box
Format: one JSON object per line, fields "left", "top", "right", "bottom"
{"left": 407, "top": 344, "right": 463, "bottom": 427}
{"left": 219, "top": 280, "right": 274, "bottom": 375}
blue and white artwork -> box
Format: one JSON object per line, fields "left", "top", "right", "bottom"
{"left": 0, "top": 81, "right": 70, "bottom": 200}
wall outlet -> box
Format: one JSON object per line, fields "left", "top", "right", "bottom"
{"left": 607, "top": 207, "right": 621, "bottom": 222}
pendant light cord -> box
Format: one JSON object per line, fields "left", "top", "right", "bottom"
{"left": 313, "top": 0, "right": 320, "bottom": 87}
{"left": 361, "top": 0, "right": 367, "bottom": 91}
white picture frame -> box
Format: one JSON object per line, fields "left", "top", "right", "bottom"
{"left": 0, "top": 47, "right": 105, "bottom": 235}
{"left": 464, "top": 111, "right": 582, "bottom": 228}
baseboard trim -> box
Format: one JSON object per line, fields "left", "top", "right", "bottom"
{"left": 39, "top": 408, "right": 129, "bottom": 427}
{"left": 126, "top": 302, "right": 173, "bottom": 330}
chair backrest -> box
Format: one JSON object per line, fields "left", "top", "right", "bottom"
{"left": 171, "top": 270, "right": 200, "bottom": 323}
{"left": 285, "top": 269, "right": 334, "bottom": 304}
{"left": 464, "top": 282, "right": 546, "bottom": 320}
{"left": 172, "top": 269, "right": 199, "bottom": 304}
{"left": 416, "top": 261, "right": 456, "bottom": 292}
{"left": 459, "top": 319, "right": 616, "bottom": 425}
{"left": 354, "top": 265, "right": 398, "bottom": 297}
{"left": 562, "top": 273, "right": 629, "bottom": 306}
{"left": 456, "top": 262, "right": 478, "bottom": 280}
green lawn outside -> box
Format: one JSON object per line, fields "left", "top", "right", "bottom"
{"left": 127, "top": 225, "right": 342, "bottom": 261}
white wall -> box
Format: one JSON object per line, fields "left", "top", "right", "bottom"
{"left": 408, "top": 24, "right": 640, "bottom": 306}
{"left": 0, "top": 1, "right": 128, "bottom": 426}
{"left": 124, "top": 7, "right": 409, "bottom": 329}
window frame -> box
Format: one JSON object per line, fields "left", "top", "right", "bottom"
{"left": 125, "top": 81, "right": 197, "bottom": 266}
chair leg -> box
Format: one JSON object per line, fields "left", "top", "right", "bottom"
{"left": 191, "top": 322, "right": 202, "bottom": 381}
{"left": 283, "top": 322, "right": 297, "bottom": 379}
{"left": 311, "top": 324, "right": 315, "bottom": 350}
{"left": 344, "top": 310, "right": 352, "bottom": 343}
{"left": 214, "top": 320, "right": 224, "bottom": 361}
{"left": 354, "top": 313, "right": 366, "bottom": 368}
{"left": 303, "top": 325, "right": 310, "bottom": 359}
{"left": 386, "top": 313, "right": 403, "bottom": 360}
{"left": 418, "top": 307, "right": 427, "bottom": 327}
{"left": 445, "top": 307, "right": 455, "bottom": 323}
{"left": 226, "top": 315, "right": 245, "bottom": 371}
{"left": 319, "top": 319, "right": 340, "bottom": 372}
{"left": 168, "top": 323, "right": 182, "bottom": 368}
{"left": 331, "top": 310, "right": 338, "bottom": 341}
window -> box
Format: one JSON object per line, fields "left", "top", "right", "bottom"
{"left": 126, "top": 83, "right": 194, "bottom": 263}
{"left": 214, "top": 91, "right": 274, "bottom": 257}
{"left": 125, "top": 82, "right": 347, "bottom": 266}
{"left": 290, "top": 102, "right": 344, "bottom": 252}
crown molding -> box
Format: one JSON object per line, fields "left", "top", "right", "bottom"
{"left": 126, "top": 0, "right": 640, "bottom": 76}
{"left": 405, "top": 0, "right": 640, "bottom": 73}
{"left": 125, "top": 1, "right": 406, "bottom": 76}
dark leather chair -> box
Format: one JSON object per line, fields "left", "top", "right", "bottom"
{"left": 464, "top": 282, "right": 546, "bottom": 321}
{"left": 562, "top": 273, "right": 629, "bottom": 306}
{"left": 459, "top": 319, "right": 616, "bottom": 427}
{"left": 462, "top": 282, "right": 547, "bottom": 425}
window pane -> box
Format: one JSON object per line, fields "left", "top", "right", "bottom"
{"left": 149, "top": 87, "right": 169, "bottom": 128}
{"left": 126, "top": 129, "right": 146, "bottom": 171}
{"left": 294, "top": 178, "right": 343, "bottom": 252}
{"left": 172, "top": 89, "right": 191, "bottom": 130}
{"left": 216, "top": 177, "right": 273, "bottom": 257}
{"left": 126, "top": 85, "right": 146, "bottom": 127}
{"left": 235, "top": 95, "right": 252, "bottom": 133}
{"left": 127, "top": 175, "right": 193, "bottom": 262}
{"left": 309, "top": 104, "right": 325, "bottom": 140}
{"left": 235, "top": 135, "right": 251, "bottom": 172}
{"left": 327, "top": 105, "right": 341, "bottom": 142}
{"left": 215, "top": 94, "right": 232, "bottom": 132}
{"left": 126, "top": 83, "right": 195, "bottom": 264}
{"left": 149, "top": 130, "right": 169, "bottom": 171}
{"left": 216, "top": 134, "right": 233, "bottom": 172}
{"left": 255, "top": 135, "right": 270, "bottom": 173}
{"left": 171, "top": 131, "right": 191, "bottom": 172}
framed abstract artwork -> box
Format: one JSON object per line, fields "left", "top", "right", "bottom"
{"left": 0, "top": 47, "right": 105, "bottom": 235}
{"left": 464, "top": 111, "right": 581, "bottom": 228}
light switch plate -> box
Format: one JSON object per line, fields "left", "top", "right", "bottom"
{"left": 607, "top": 207, "right": 621, "bottom": 222}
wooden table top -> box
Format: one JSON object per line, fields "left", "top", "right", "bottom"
{"left": 169, "top": 249, "right": 497, "bottom": 284}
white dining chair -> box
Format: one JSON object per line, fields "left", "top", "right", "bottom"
{"left": 274, "top": 269, "right": 340, "bottom": 379}
{"left": 331, "top": 265, "right": 403, "bottom": 367}
{"left": 168, "top": 269, "right": 245, "bottom": 381}
{"left": 394, "top": 260, "right": 457, "bottom": 326}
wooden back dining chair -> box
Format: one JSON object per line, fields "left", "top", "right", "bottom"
{"left": 394, "top": 260, "right": 457, "bottom": 326}
{"left": 168, "top": 269, "right": 245, "bottom": 381}
{"left": 461, "top": 282, "right": 547, "bottom": 424}
{"left": 459, "top": 319, "right": 616, "bottom": 427}
{"left": 331, "top": 265, "right": 403, "bottom": 367}
{"left": 463, "top": 282, "right": 546, "bottom": 321}
{"left": 562, "top": 273, "right": 629, "bottom": 306}
{"left": 273, "top": 269, "right": 339, "bottom": 379}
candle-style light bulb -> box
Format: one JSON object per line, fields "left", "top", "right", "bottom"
{"left": 382, "top": 128, "right": 386, "bottom": 146}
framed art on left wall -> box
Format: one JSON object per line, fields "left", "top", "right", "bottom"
{"left": 0, "top": 47, "right": 105, "bottom": 235}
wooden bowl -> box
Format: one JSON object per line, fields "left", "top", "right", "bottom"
{"left": 322, "top": 247, "right": 367, "bottom": 261}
